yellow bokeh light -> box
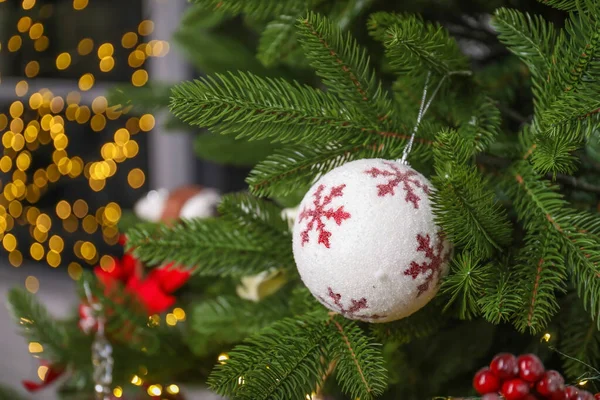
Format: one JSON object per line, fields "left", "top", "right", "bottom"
{"left": 28, "top": 342, "right": 43, "bottom": 353}
{"left": 173, "top": 307, "right": 186, "bottom": 321}
{"left": 10, "top": 101, "right": 24, "bottom": 118}
{"left": 29, "top": 23, "right": 44, "bottom": 40}
{"left": 126, "top": 117, "right": 141, "bottom": 134}
{"left": 49, "top": 235, "right": 64, "bottom": 252}
{"left": 16, "top": 152, "right": 31, "bottom": 171}
{"left": 57, "top": 157, "right": 73, "bottom": 175}
{"left": 82, "top": 214, "right": 98, "bottom": 233}
{"left": 0, "top": 156, "right": 12, "bottom": 173}
{"left": 37, "top": 365, "right": 48, "bottom": 381}
{"left": 90, "top": 114, "right": 106, "bottom": 132}
{"left": 100, "top": 255, "right": 116, "bottom": 272}
{"left": 29, "top": 243, "right": 44, "bottom": 261}
{"left": 73, "top": 0, "right": 88, "bottom": 11}
{"left": 91, "top": 97, "right": 108, "bottom": 114}
{"left": 11, "top": 118, "right": 24, "bottom": 133}
{"left": 29, "top": 93, "right": 43, "bottom": 109}
{"left": 34, "top": 36, "right": 49, "bottom": 52}
{"left": 47, "top": 164, "right": 60, "bottom": 182}
{"left": 77, "top": 38, "right": 94, "bottom": 56}
{"left": 65, "top": 105, "right": 78, "bottom": 121}
{"left": 113, "top": 387, "right": 123, "bottom": 398}
{"left": 55, "top": 200, "right": 71, "bottom": 219}
{"left": 8, "top": 201, "right": 23, "bottom": 218}
{"left": 2, "top": 234, "right": 17, "bottom": 252}
{"left": 166, "top": 313, "right": 177, "bottom": 326}
{"left": 25, "top": 126, "right": 38, "bottom": 142}
{"left": 36, "top": 213, "right": 52, "bottom": 233}
{"left": 46, "top": 250, "right": 61, "bottom": 267}
{"left": 8, "top": 35, "right": 23, "bottom": 52}
{"left": 103, "top": 202, "right": 121, "bottom": 224}
{"left": 33, "top": 226, "right": 48, "bottom": 243}
{"left": 0, "top": 114, "right": 7, "bottom": 130}
{"left": 166, "top": 384, "right": 180, "bottom": 395}
{"left": 11, "top": 134, "right": 25, "bottom": 151}
{"left": 139, "top": 114, "right": 155, "bottom": 131}
{"left": 68, "top": 262, "right": 83, "bottom": 280}
{"left": 78, "top": 73, "right": 95, "bottom": 91}
{"left": 25, "top": 61, "right": 40, "bottom": 78}
{"left": 90, "top": 178, "right": 106, "bottom": 192}
{"left": 73, "top": 199, "right": 88, "bottom": 218}
{"left": 50, "top": 97, "right": 65, "bottom": 113}
{"left": 124, "top": 140, "right": 139, "bottom": 158}
{"left": 15, "top": 80, "right": 29, "bottom": 97}
{"left": 63, "top": 215, "right": 78, "bottom": 232}
{"left": 27, "top": 207, "right": 40, "bottom": 224}
{"left": 41, "top": 114, "right": 53, "bottom": 130}
{"left": 128, "top": 50, "right": 145, "bottom": 68}
{"left": 56, "top": 52, "right": 71, "bottom": 70}
{"left": 138, "top": 20, "right": 155, "bottom": 36}
{"left": 99, "top": 56, "right": 115, "bottom": 72}
{"left": 217, "top": 353, "right": 229, "bottom": 365}
{"left": 127, "top": 168, "right": 145, "bottom": 189}
{"left": 101, "top": 143, "right": 117, "bottom": 159}
{"left": 114, "top": 128, "right": 130, "bottom": 144}
{"left": 9, "top": 250, "right": 23, "bottom": 267}
{"left": 25, "top": 276, "right": 39, "bottom": 293}
{"left": 97, "top": 43, "right": 114, "bottom": 59}
{"left": 121, "top": 32, "right": 138, "bottom": 49}
{"left": 80, "top": 241, "right": 97, "bottom": 260}
{"left": 132, "top": 69, "right": 149, "bottom": 87}
{"left": 22, "top": 0, "right": 35, "bottom": 10}
{"left": 105, "top": 106, "right": 122, "bottom": 120}
{"left": 76, "top": 106, "right": 91, "bottom": 124}
{"left": 54, "top": 133, "right": 68, "bottom": 150}
{"left": 131, "top": 375, "right": 143, "bottom": 386}
{"left": 17, "top": 17, "right": 32, "bottom": 33}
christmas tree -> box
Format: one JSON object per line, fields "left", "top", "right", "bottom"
{"left": 7, "top": 0, "right": 600, "bottom": 399}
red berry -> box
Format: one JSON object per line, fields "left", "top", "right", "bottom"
{"left": 594, "top": 393, "right": 600, "bottom": 400}
{"left": 491, "top": 353, "right": 519, "bottom": 380}
{"left": 482, "top": 394, "right": 502, "bottom": 400}
{"left": 579, "top": 391, "right": 595, "bottom": 400}
{"left": 536, "top": 370, "right": 565, "bottom": 397}
{"left": 502, "top": 378, "right": 530, "bottom": 400}
{"left": 522, "top": 395, "right": 539, "bottom": 400}
{"left": 474, "top": 367, "right": 501, "bottom": 395}
{"left": 565, "top": 386, "right": 580, "bottom": 400}
{"left": 518, "top": 354, "right": 545, "bottom": 382}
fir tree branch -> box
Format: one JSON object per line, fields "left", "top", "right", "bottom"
{"left": 170, "top": 72, "right": 412, "bottom": 146}
{"left": 440, "top": 252, "right": 494, "bottom": 320}
{"left": 193, "top": 132, "right": 280, "bottom": 167}
{"left": 7, "top": 289, "right": 69, "bottom": 363}
{"left": 383, "top": 14, "right": 469, "bottom": 76}
{"left": 296, "top": 12, "right": 396, "bottom": 125}
{"left": 328, "top": 317, "right": 387, "bottom": 400}
{"left": 257, "top": 15, "right": 298, "bottom": 67}
{"left": 537, "top": 0, "right": 588, "bottom": 11}
{"left": 478, "top": 271, "right": 521, "bottom": 325}
{"left": 208, "top": 314, "right": 330, "bottom": 400}
{"left": 512, "top": 229, "right": 567, "bottom": 334}
{"left": 432, "top": 163, "right": 512, "bottom": 258}
{"left": 189, "top": 0, "right": 316, "bottom": 20}
{"left": 127, "top": 218, "right": 294, "bottom": 277}
{"left": 218, "top": 193, "right": 291, "bottom": 236}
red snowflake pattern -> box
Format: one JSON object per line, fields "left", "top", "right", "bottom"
{"left": 364, "top": 162, "right": 430, "bottom": 208}
{"left": 403, "top": 232, "right": 449, "bottom": 296}
{"left": 318, "top": 287, "right": 386, "bottom": 320}
{"left": 299, "top": 184, "right": 351, "bottom": 248}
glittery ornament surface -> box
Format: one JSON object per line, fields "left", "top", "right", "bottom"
{"left": 292, "top": 159, "right": 452, "bottom": 323}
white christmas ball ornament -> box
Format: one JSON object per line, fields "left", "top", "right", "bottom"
{"left": 292, "top": 159, "right": 452, "bottom": 323}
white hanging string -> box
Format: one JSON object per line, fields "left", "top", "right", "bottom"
{"left": 399, "top": 71, "right": 463, "bottom": 164}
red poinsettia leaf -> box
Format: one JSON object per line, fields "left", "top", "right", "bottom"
{"left": 147, "top": 263, "right": 190, "bottom": 294}
{"left": 126, "top": 276, "right": 176, "bottom": 314}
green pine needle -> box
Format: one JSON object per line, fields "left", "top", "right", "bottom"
{"left": 440, "top": 252, "right": 495, "bottom": 320}
{"left": 478, "top": 270, "right": 521, "bottom": 325}
{"left": 189, "top": 0, "right": 316, "bottom": 21}
{"left": 383, "top": 14, "right": 468, "bottom": 76}
{"left": 328, "top": 317, "right": 388, "bottom": 400}
{"left": 126, "top": 218, "right": 294, "bottom": 277}
{"left": 7, "top": 288, "right": 69, "bottom": 362}
{"left": 258, "top": 15, "right": 299, "bottom": 67}
{"left": 512, "top": 229, "right": 567, "bottom": 334}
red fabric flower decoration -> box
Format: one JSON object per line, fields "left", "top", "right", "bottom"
{"left": 22, "top": 361, "right": 64, "bottom": 392}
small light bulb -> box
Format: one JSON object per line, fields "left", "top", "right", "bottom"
{"left": 579, "top": 380, "right": 588, "bottom": 386}
{"left": 542, "top": 333, "right": 551, "bottom": 342}
{"left": 218, "top": 353, "right": 229, "bottom": 365}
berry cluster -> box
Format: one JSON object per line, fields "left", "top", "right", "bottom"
{"left": 473, "top": 353, "right": 599, "bottom": 400}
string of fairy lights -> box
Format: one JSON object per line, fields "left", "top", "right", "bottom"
{"left": 0, "top": 0, "right": 167, "bottom": 291}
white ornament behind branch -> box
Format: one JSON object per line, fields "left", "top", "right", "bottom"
{"left": 134, "top": 185, "right": 221, "bottom": 223}
{"left": 292, "top": 159, "right": 452, "bottom": 323}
